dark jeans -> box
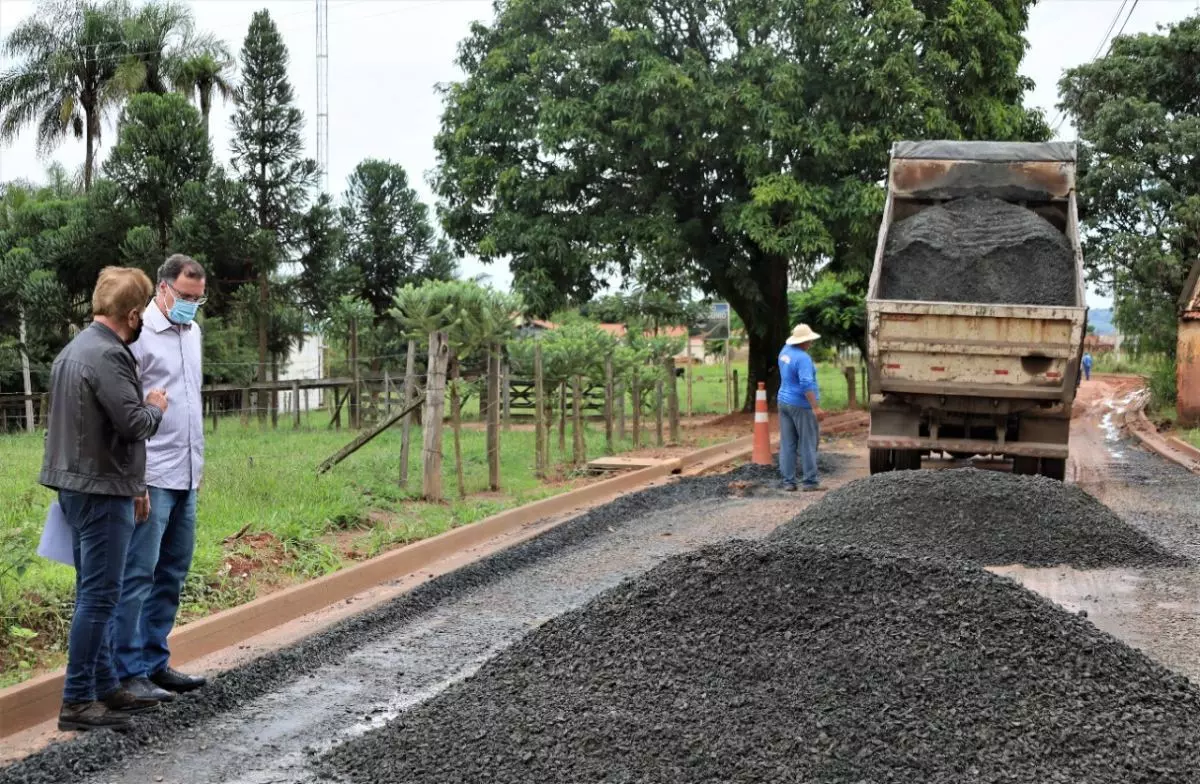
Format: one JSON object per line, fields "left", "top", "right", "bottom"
{"left": 1083, "top": 366, "right": 1091, "bottom": 381}
{"left": 115, "top": 487, "right": 197, "bottom": 680}
{"left": 779, "top": 403, "right": 820, "bottom": 488}
{"left": 58, "top": 491, "right": 135, "bottom": 704}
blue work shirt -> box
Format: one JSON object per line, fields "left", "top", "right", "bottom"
{"left": 778, "top": 344, "right": 819, "bottom": 408}
{"left": 1082, "top": 353, "right": 1093, "bottom": 370}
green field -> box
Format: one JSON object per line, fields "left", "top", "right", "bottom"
{"left": 0, "top": 362, "right": 857, "bottom": 684}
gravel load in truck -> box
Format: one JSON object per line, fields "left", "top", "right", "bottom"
{"left": 880, "top": 195, "right": 1076, "bottom": 306}
{"left": 320, "top": 543, "right": 1200, "bottom": 784}
{"left": 771, "top": 469, "right": 1185, "bottom": 568}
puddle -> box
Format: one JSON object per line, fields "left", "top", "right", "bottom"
{"left": 988, "top": 563, "right": 1200, "bottom": 681}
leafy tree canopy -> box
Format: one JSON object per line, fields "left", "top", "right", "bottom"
{"left": 1059, "top": 14, "right": 1200, "bottom": 356}
{"left": 434, "top": 0, "right": 1047, "bottom": 406}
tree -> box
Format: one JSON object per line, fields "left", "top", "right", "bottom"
{"left": 0, "top": 0, "right": 129, "bottom": 190}
{"left": 104, "top": 92, "right": 212, "bottom": 251}
{"left": 172, "top": 47, "right": 236, "bottom": 137}
{"left": 119, "top": 0, "right": 221, "bottom": 97}
{"left": 434, "top": 0, "right": 1047, "bottom": 408}
{"left": 1058, "top": 15, "right": 1200, "bottom": 357}
{"left": 230, "top": 10, "right": 320, "bottom": 399}
{"left": 789, "top": 274, "right": 867, "bottom": 357}
{"left": 340, "top": 159, "right": 457, "bottom": 321}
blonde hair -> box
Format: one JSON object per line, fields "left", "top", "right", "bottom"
{"left": 92, "top": 266, "right": 153, "bottom": 319}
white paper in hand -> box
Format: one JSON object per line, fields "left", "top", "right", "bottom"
{"left": 37, "top": 502, "right": 75, "bottom": 567}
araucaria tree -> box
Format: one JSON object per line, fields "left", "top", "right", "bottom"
{"left": 341, "top": 159, "right": 456, "bottom": 321}
{"left": 434, "top": 0, "right": 1047, "bottom": 406}
{"left": 229, "top": 9, "right": 320, "bottom": 394}
{"left": 1058, "top": 15, "right": 1200, "bottom": 356}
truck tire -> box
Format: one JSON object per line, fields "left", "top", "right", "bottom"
{"left": 1012, "top": 456, "right": 1040, "bottom": 476}
{"left": 1039, "top": 457, "right": 1067, "bottom": 482}
{"left": 894, "top": 449, "right": 922, "bottom": 471}
{"left": 869, "top": 448, "right": 894, "bottom": 475}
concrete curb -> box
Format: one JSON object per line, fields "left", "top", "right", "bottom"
{"left": 1120, "top": 396, "right": 1200, "bottom": 475}
{"left": 0, "top": 436, "right": 757, "bottom": 739}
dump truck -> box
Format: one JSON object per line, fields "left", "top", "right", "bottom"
{"left": 865, "top": 140, "right": 1088, "bottom": 481}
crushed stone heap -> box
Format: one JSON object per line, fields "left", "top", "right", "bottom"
{"left": 881, "top": 195, "right": 1076, "bottom": 305}
{"left": 770, "top": 469, "right": 1185, "bottom": 569}
{"left": 321, "top": 543, "right": 1200, "bottom": 784}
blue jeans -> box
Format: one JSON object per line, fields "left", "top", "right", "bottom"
{"left": 1083, "top": 366, "right": 1091, "bottom": 381}
{"left": 779, "top": 404, "right": 820, "bottom": 488}
{"left": 114, "top": 487, "right": 197, "bottom": 681}
{"left": 58, "top": 491, "right": 135, "bottom": 704}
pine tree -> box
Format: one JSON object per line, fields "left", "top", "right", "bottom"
{"left": 229, "top": 10, "right": 319, "bottom": 416}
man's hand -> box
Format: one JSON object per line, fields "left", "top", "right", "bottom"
{"left": 813, "top": 407, "right": 825, "bottom": 421}
{"left": 135, "top": 493, "right": 151, "bottom": 523}
{"left": 146, "top": 388, "right": 168, "bottom": 412}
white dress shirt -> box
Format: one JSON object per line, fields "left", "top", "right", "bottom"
{"left": 131, "top": 303, "right": 204, "bottom": 491}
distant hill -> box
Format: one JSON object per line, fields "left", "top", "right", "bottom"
{"left": 1088, "top": 308, "right": 1115, "bottom": 336}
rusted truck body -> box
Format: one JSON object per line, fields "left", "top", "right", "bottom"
{"left": 865, "top": 141, "right": 1088, "bottom": 480}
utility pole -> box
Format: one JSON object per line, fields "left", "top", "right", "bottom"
{"left": 315, "top": 0, "right": 330, "bottom": 193}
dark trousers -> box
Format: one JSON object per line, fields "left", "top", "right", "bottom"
{"left": 58, "top": 491, "right": 135, "bottom": 703}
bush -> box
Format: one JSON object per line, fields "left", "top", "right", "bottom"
{"left": 1149, "top": 357, "right": 1177, "bottom": 408}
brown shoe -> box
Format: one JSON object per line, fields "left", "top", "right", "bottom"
{"left": 101, "top": 687, "right": 160, "bottom": 715}
{"left": 58, "top": 701, "right": 133, "bottom": 732}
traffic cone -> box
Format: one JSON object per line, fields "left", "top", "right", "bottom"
{"left": 752, "top": 382, "right": 772, "bottom": 465}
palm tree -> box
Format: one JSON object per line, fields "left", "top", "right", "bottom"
{"left": 0, "top": 0, "right": 129, "bottom": 190}
{"left": 172, "top": 48, "right": 236, "bottom": 137}
{"left": 120, "top": 0, "right": 223, "bottom": 96}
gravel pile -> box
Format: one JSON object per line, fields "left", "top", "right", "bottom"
{"left": 0, "top": 459, "right": 832, "bottom": 784}
{"left": 770, "top": 469, "right": 1186, "bottom": 568}
{"left": 321, "top": 543, "right": 1200, "bottom": 784}
{"left": 881, "top": 196, "right": 1076, "bottom": 305}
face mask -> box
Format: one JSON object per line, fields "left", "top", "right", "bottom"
{"left": 127, "top": 316, "right": 143, "bottom": 345}
{"left": 168, "top": 297, "right": 200, "bottom": 325}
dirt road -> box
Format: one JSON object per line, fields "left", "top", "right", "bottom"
{"left": 3, "top": 378, "right": 1199, "bottom": 784}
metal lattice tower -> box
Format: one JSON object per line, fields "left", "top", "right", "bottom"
{"left": 315, "top": 0, "right": 330, "bottom": 193}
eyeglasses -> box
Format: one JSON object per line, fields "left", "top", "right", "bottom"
{"left": 167, "top": 282, "right": 207, "bottom": 306}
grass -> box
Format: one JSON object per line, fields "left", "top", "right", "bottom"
{"left": 0, "top": 361, "right": 858, "bottom": 685}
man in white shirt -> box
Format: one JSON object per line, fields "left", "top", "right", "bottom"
{"left": 113, "top": 254, "right": 208, "bottom": 701}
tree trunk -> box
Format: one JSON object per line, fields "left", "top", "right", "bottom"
{"left": 200, "top": 84, "right": 212, "bottom": 139}
{"left": 18, "top": 309, "right": 34, "bottom": 433}
{"left": 84, "top": 104, "right": 98, "bottom": 191}
{"left": 257, "top": 272, "right": 269, "bottom": 422}
{"left": 740, "top": 257, "right": 791, "bottom": 411}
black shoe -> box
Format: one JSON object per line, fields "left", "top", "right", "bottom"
{"left": 781, "top": 482, "right": 798, "bottom": 492}
{"left": 122, "top": 676, "right": 176, "bottom": 702}
{"left": 801, "top": 484, "right": 824, "bottom": 493}
{"left": 101, "top": 687, "right": 160, "bottom": 715}
{"left": 58, "top": 701, "right": 133, "bottom": 732}
{"left": 150, "top": 667, "right": 207, "bottom": 693}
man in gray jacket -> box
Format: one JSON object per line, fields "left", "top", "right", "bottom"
{"left": 40, "top": 266, "right": 170, "bottom": 732}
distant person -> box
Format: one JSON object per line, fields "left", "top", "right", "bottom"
{"left": 40, "top": 267, "right": 168, "bottom": 732}
{"left": 114, "top": 255, "right": 209, "bottom": 702}
{"left": 777, "top": 324, "right": 824, "bottom": 492}
{"left": 1082, "top": 352, "right": 1093, "bottom": 382}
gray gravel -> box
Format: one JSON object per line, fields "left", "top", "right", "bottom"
{"left": 320, "top": 543, "right": 1200, "bottom": 784}
{"left": 881, "top": 196, "right": 1076, "bottom": 305}
{"left": 0, "top": 461, "right": 827, "bottom": 784}
{"left": 770, "top": 469, "right": 1186, "bottom": 568}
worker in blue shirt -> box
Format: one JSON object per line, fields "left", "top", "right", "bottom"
{"left": 777, "top": 324, "right": 824, "bottom": 492}
{"left": 1081, "top": 352, "right": 1093, "bottom": 381}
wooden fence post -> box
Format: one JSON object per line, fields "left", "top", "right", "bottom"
{"left": 686, "top": 361, "right": 693, "bottom": 418}
{"left": 724, "top": 342, "right": 733, "bottom": 413}
{"left": 631, "top": 370, "right": 642, "bottom": 449}
{"left": 666, "top": 357, "right": 680, "bottom": 445}
{"left": 270, "top": 358, "right": 280, "bottom": 430}
{"left": 451, "top": 374, "right": 466, "bottom": 498}
{"left": 732, "top": 369, "right": 740, "bottom": 411}
{"left": 400, "top": 340, "right": 418, "bottom": 488}
{"left": 604, "top": 355, "right": 614, "bottom": 454}
{"left": 534, "top": 343, "right": 547, "bottom": 479}
{"left": 349, "top": 318, "right": 361, "bottom": 429}
{"left": 501, "top": 360, "right": 511, "bottom": 432}
{"left": 292, "top": 380, "right": 301, "bottom": 429}
{"left": 558, "top": 382, "right": 567, "bottom": 455}
{"left": 487, "top": 346, "right": 502, "bottom": 491}
{"left": 384, "top": 370, "right": 392, "bottom": 418}
{"left": 240, "top": 388, "right": 250, "bottom": 428}
{"left": 655, "top": 377, "right": 665, "bottom": 447}
{"left": 616, "top": 381, "right": 626, "bottom": 443}
{"left": 844, "top": 366, "right": 857, "bottom": 410}
{"left": 422, "top": 331, "right": 450, "bottom": 502}
{"left": 572, "top": 375, "right": 586, "bottom": 465}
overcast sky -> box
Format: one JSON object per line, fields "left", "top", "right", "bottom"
{"left": 1, "top": 0, "right": 1198, "bottom": 307}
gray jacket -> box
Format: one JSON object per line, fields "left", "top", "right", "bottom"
{"left": 39, "top": 322, "right": 164, "bottom": 497}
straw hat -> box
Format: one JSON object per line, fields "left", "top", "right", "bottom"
{"left": 785, "top": 324, "right": 821, "bottom": 345}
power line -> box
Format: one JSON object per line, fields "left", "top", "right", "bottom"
{"left": 1049, "top": 0, "right": 1135, "bottom": 135}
